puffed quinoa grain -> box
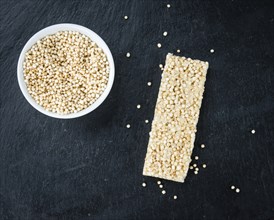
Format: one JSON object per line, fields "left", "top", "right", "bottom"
{"left": 23, "top": 31, "right": 109, "bottom": 115}
{"left": 143, "top": 53, "right": 209, "bottom": 182}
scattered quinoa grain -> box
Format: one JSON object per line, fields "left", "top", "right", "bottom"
{"left": 231, "top": 185, "right": 235, "bottom": 190}
{"left": 137, "top": 104, "right": 141, "bottom": 109}
{"left": 142, "top": 182, "right": 146, "bottom": 187}
{"left": 159, "top": 184, "right": 163, "bottom": 188}
{"left": 147, "top": 82, "right": 152, "bottom": 86}
{"left": 177, "top": 49, "right": 180, "bottom": 53}
{"left": 236, "top": 188, "right": 240, "bottom": 193}
{"left": 126, "top": 124, "right": 131, "bottom": 128}
{"left": 159, "top": 64, "right": 163, "bottom": 69}
{"left": 145, "top": 119, "right": 149, "bottom": 123}
{"left": 157, "top": 181, "right": 161, "bottom": 185}
{"left": 126, "top": 52, "right": 130, "bottom": 58}
{"left": 195, "top": 167, "right": 199, "bottom": 171}
{"left": 189, "top": 166, "right": 193, "bottom": 170}
{"left": 163, "top": 32, "right": 168, "bottom": 37}
{"left": 193, "top": 164, "right": 197, "bottom": 168}
{"left": 157, "top": 43, "right": 162, "bottom": 48}
{"left": 210, "top": 49, "right": 214, "bottom": 53}
{"left": 202, "top": 164, "right": 207, "bottom": 168}
{"left": 194, "top": 170, "right": 198, "bottom": 175}
{"left": 195, "top": 156, "right": 199, "bottom": 160}
{"left": 201, "top": 144, "right": 205, "bottom": 148}
{"left": 162, "top": 190, "right": 166, "bottom": 194}
{"left": 124, "top": 15, "right": 128, "bottom": 20}
{"left": 251, "top": 129, "right": 255, "bottom": 134}
{"left": 173, "top": 195, "right": 177, "bottom": 200}
{"left": 167, "top": 4, "right": 171, "bottom": 8}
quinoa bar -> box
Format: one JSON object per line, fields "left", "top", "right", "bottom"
{"left": 143, "top": 53, "right": 209, "bottom": 183}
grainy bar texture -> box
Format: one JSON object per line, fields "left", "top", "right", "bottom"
{"left": 143, "top": 53, "right": 209, "bottom": 183}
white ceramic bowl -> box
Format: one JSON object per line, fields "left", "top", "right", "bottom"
{"left": 17, "top": 23, "right": 115, "bottom": 119}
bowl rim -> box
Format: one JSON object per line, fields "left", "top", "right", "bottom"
{"left": 17, "top": 23, "right": 115, "bottom": 119}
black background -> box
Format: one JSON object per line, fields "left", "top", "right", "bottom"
{"left": 1, "top": 0, "right": 274, "bottom": 219}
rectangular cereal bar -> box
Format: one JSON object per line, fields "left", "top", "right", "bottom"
{"left": 143, "top": 53, "right": 209, "bottom": 182}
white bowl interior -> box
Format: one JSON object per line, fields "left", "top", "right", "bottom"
{"left": 17, "top": 23, "right": 115, "bottom": 119}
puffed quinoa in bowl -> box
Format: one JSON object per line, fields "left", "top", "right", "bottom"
{"left": 17, "top": 24, "right": 115, "bottom": 119}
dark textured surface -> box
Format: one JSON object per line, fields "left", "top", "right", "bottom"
{"left": 1, "top": 0, "right": 274, "bottom": 219}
